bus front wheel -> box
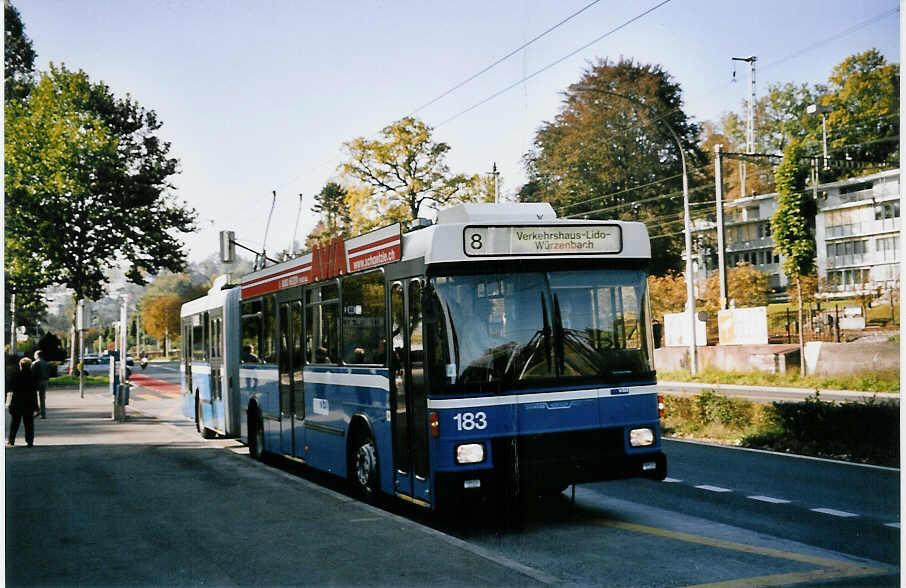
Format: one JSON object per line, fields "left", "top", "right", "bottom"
{"left": 350, "top": 433, "right": 378, "bottom": 501}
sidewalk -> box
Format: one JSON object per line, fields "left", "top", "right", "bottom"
{"left": 5, "top": 385, "right": 195, "bottom": 447}
{"left": 5, "top": 385, "right": 553, "bottom": 586}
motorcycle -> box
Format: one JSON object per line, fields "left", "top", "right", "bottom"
{"left": 140, "top": 356, "right": 148, "bottom": 370}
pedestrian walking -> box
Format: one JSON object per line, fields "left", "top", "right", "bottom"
{"left": 32, "top": 349, "right": 50, "bottom": 418}
{"left": 7, "top": 357, "right": 38, "bottom": 447}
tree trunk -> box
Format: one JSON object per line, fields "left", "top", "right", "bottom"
{"left": 797, "top": 278, "right": 805, "bottom": 377}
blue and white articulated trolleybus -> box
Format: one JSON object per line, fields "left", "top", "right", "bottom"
{"left": 180, "top": 275, "right": 242, "bottom": 439}
{"left": 237, "top": 202, "right": 666, "bottom": 508}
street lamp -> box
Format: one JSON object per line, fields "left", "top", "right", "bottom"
{"left": 571, "top": 86, "right": 698, "bottom": 374}
{"left": 806, "top": 103, "right": 832, "bottom": 169}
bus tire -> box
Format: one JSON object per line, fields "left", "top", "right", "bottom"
{"left": 349, "top": 431, "right": 379, "bottom": 501}
{"left": 248, "top": 406, "right": 265, "bottom": 461}
{"left": 196, "top": 394, "right": 215, "bottom": 439}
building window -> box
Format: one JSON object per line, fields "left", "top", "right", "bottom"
{"left": 825, "top": 206, "right": 870, "bottom": 238}
{"left": 826, "top": 239, "right": 868, "bottom": 265}
{"left": 875, "top": 202, "right": 900, "bottom": 220}
{"left": 876, "top": 236, "right": 900, "bottom": 262}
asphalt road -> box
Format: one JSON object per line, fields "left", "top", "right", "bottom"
{"left": 6, "top": 379, "right": 898, "bottom": 586}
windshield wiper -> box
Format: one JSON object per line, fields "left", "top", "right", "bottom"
{"left": 552, "top": 293, "right": 565, "bottom": 376}
{"left": 540, "top": 292, "right": 552, "bottom": 374}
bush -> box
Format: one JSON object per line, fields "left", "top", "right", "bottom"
{"left": 744, "top": 394, "right": 899, "bottom": 466}
{"left": 662, "top": 391, "right": 767, "bottom": 440}
{"left": 663, "top": 391, "right": 898, "bottom": 466}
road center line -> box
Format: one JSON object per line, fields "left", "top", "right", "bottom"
{"left": 747, "top": 495, "right": 791, "bottom": 504}
{"left": 810, "top": 508, "right": 859, "bottom": 518}
{"left": 695, "top": 485, "right": 732, "bottom": 493}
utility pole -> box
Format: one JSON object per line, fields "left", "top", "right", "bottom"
{"left": 714, "top": 144, "right": 728, "bottom": 310}
{"left": 491, "top": 162, "right": 500, "bottom": 203}
{"left": 732, "top": 56, "right": 757, "bottom": 197}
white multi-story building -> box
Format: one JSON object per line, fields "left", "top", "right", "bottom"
{"left": 693, "top": 169, "right": 900, "bottom": 300}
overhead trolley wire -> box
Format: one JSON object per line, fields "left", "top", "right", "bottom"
{"left": 409, "top": 0, "right": 603, "bottom": 116}
{"left": 435, "top": 0, "right": 674, "bottom": 128}
{"left": 761, "top": 6, "right": 900, "bottom": 72}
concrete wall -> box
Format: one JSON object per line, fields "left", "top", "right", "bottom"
{"left": 654, "top": 345, "right": 799, "bottom": 374}
{"left": 803, "top": 341, "right": 900, "bottom": 376}
{"left": 655, "top": 341, "right": 899, "bottom": 376}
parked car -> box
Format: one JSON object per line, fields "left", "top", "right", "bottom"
{"left": 101, "top": 351, "right": 133, "bottom": 366}
{"left": 82, "top": 353, "right": 100, "bottom": 364}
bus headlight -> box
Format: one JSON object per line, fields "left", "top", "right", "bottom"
{"left": 456, "top": 443, "right": 485, "bottom": 464}
{"left": 629, "top": 428, "right": 655, "bottom": 447}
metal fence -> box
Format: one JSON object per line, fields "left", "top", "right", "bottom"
{"left": 698, "top": 303, "right": 894, "bottom": 345}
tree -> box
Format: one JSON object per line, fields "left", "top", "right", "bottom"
{"left": 4, "top": 1, "right": 45, "bottom": 348}
{"left": 311, "top": 181, "right": 351, "bottom": 239}
{"left": 821, "top": 49, "right": 899, "bottom": 178}
{"left": 713, "top": 49, "right": 898, "bottom": 186}
{"left": 5, "top": 64, "right": 198, "bottom": 366}
{"left": 522, "top": 58, "right": 705, "bottom": 276}
{"left": 141, "top": 294, "right": 182, "bottom": 355}
{"left": 4, "top": 2, "right": 36, "bottom": 102}
{"left": 341, "top": 116, "right": 476, "bottom": 221}
{"left": 647, "top": 272, "right": 687, "bottom": 322}
{"left": 771, "top": 140, "right": 815, "bottom": 375}
{"left": 702, "top": 262, "right": 770, "bottom": 312}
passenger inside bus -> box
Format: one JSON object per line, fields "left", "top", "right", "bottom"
{"left": 241, "top": 345, "right": 259, "bottom": 363}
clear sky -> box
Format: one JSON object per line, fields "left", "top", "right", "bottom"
{"left": 14, "top": 0, "right": 900, "bottom": 264}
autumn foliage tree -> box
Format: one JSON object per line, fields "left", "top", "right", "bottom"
{"left": 647, "top": 272, "right": 688, "bottom": 323}
{"left": 5, "top": 63, "right": 197, "bottom": 370}
{"left": 702, "top": 262, "right": 770, "bottom": 312}
{"left": 341, "top": 116, "right": 478, "bottom": 222}
{"left": 141, "top": 295, "right": 182, "bottom": 356}
{"left": 523, "top": 58, "right": 704, "bottom": 276}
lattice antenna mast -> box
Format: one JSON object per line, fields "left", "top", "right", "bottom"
{"left": 732, "top": 56, "right": 757, "bottom": 196}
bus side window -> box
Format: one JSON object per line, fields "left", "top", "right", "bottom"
{"left": 341, "top": 270, "right": 385, "bottom": 365}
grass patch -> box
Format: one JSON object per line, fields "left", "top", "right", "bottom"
{"left": 658, "top": 368, "right": 899, "bottom": 393}
{"left": 49, "top": 374, "right": 109, "bottom": 387}
{"left": 662, "top": 391, "right": 899, "bottom": 466}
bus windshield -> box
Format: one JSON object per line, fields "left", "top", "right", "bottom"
{"left": 428, "top": 269, "right": 654, "bottom": 394}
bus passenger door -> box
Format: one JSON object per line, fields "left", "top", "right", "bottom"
{"left": 278, "top": 302, "right": 297, "bottom": 455}
{"left": 390, "top": 280, "right": 431, "bottom": 505}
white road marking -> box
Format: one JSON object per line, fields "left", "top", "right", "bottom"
{"left": 810, "top": 508, "right": 859, "bottom": 518}
{"left": 747, "top": 495, "right": 791, "bottom": 504}
{"left": 884, "top": 522, "right": 899, "bottom": 528}
{"left": 695, "top": 485, "right": 732, "bottom": 493}
{"left": 662, "top": 477, "right": 683, "bottom": 483}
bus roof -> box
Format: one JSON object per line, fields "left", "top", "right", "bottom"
{"left": 239, "top": 203, "right": 650, "bottom": 300}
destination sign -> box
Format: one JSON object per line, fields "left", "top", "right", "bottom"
{"left": 463, "top": 225, "right": 622, "bottom": 256}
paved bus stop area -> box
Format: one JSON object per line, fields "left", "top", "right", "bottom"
{"left": 5, "top": 387, "right": 552, "bottom": 586}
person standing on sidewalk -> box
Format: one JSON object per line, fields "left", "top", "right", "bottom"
{"left": 32, "top": 349, "right": 50, "bottom": 418}
{"left": 7, "top": 357, "right": 38, "bottom": 447}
